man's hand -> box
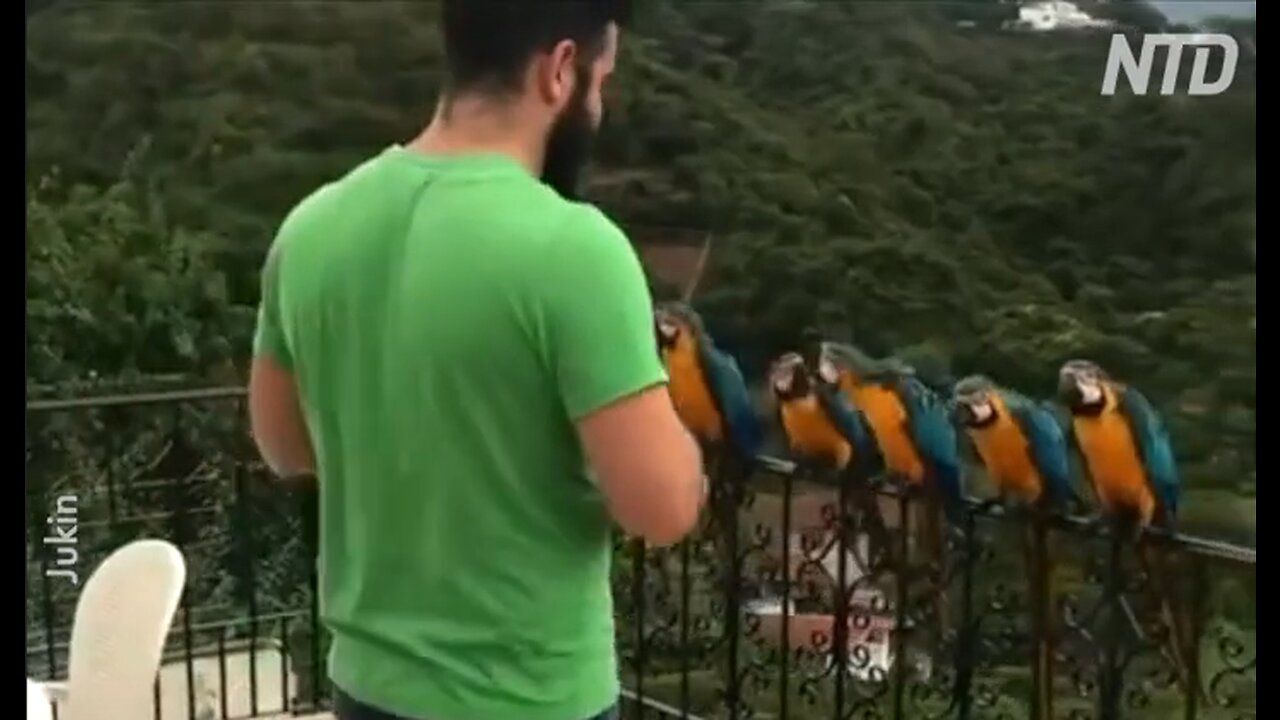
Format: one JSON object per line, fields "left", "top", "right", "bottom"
{"left": 577, "top": 385, "right": 705, "bottom": 547}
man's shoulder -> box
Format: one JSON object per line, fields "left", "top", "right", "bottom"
{"left": 560, "top": 201, "right": 627, "bottom": 242}
{"left": 279, "top": 155, "right": 385, "bottom": 233}
{"left": 267, "top": 183, "right": 344, "bottom": 262}
{"left": 507, "top": 202, "right": 641, "bottom": 297}
{"left": 464, "top": 184, "right": 633, "bottom": 271}
{"left": 266, "top": 152, "right": 399, "bottom": 265}
{"left": 482, "top": 174, "right": 626, "bottom": 241}
{"left": 543, "top": 201, "right": 632, "bottom": 261}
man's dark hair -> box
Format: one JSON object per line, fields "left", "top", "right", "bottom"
{"left": 441, "top": 1, "right": 631, "bottom": 96}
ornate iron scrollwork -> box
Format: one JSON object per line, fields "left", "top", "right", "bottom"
{"left": 22, "top": 391, "right": 1257, "bottom": 720}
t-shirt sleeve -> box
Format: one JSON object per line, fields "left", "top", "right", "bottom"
{"left": 540, "top": 206, "right": 668, "bottom": 421}
{"left": 252, "top": 243, "right": 294, "bottom": 370}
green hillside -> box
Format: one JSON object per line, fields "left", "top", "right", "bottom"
{"left": 26, "top": 2, "right": 1255, "bottom": 519}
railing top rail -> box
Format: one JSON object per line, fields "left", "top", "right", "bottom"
{"left": 27, "top": 385, "right": 1257, "bottom": 566}
{"left": 756, "top": 455, "right": 1256, "bottom": 566}
{"left": 26, "top": 385, "right": 247, "bottom": 411}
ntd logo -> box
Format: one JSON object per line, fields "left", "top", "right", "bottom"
{"left": 1100, "top": 33, "right": 1239, "bottom": 96}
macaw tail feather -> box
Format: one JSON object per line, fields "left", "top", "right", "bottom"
{"left": 913, "top": 481, "right": 980, "bottom": 715}
{"left": 935, "top": 462, "right": 967, "bottom": 528}
{"left": 708, "top": 447, "right": 753, "bottom": 573}
{"left": 907, "top": 485, "right": 952, "bottom": 640}
{"left": 1065, "top": 485, "right": 1091, "bottom": 518}
{"left": 1137, "top": 540, "right": 1204, "bottom": 704}
{"left": 650, "top": 443, "right": 738, "bottom": 629}
{"left": 840, "top": 466, "right": 894, "bottom": 571}
{"left": 706, "top": 447, "right": 756, "bottom": 675}
{"left": 1026, "top": 511, "right": 1056, "bottom": 720}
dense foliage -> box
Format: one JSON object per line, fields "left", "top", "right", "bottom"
{"left": 25, "top": 2, "right": 1256, "bottom": 715}
{"left": 27, "top": 0, "right": 1255, "bottom": 529}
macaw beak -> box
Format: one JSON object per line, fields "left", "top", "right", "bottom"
{"left": 788, "top": 362, "right": 810, "bottom": 396}
{"left": 800, "top": 345, "right": 821, "bottom": 374}
{"left": 655, "top": 317, "right": 677, "bottom": 351}
{"left": 948, "top": 401, "right": 972, "bottom": 426}
{"left": 799, "top": 329, "right": 824, "bottom": 372}
{"left": 1057, "top": 373, "right": 1083, "bottom": 407}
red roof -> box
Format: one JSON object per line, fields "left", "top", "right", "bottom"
{"left": 752, "top": 611, "right": 896, "bottom": 653}
{"left": 637, "top": 243, "right": 709, "bottom": 292}
{"left": 626, "top": 225, "right": 712, "bottom": 299}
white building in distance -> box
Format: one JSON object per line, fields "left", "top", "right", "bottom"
{"left": 1007, "top": 1, "right": 1117, "bottom": 31}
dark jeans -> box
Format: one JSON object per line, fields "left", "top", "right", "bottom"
{"left": 333, "top": 685, "right": 620, "bottom": 720}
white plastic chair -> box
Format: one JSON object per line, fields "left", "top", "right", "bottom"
{"left": 26, "top": 678, "right": 53, "bottom": 720}
{"left": 32, "top": 539, "right": 186, "bottom": 720}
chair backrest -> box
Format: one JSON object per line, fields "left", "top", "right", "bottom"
{"left": 27, "top": 678, "right": 54, "bottom": 720}
{"left": 63, "top": 539, "right": 186, "bottom": 720}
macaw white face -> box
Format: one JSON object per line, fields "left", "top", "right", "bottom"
{"left": 966, "top": 397, "right": 995, "bottom": 422}
{"left": 657, "top": 317, "right": 679, "bottom": 342}
{"left": 654, "top": 309, "right": 682, "bottom": 349}
{"left": 953, "top": 388, "right": 994, "bottom": 423}
{"left": 1078, "top": 382, "right": 1103, "bottom": 404}
{"left": 1060, "top": 360, "right": 1105, "bottom": 405}
{"left": 771, "top": 353, "right": 804, "bottom": 394}
{"left": 816, "top": 356, "right": 840, "bottom": 385}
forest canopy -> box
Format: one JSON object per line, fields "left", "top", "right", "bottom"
{"left": 26, "top": 2, "right": 1255, "bottom": 515}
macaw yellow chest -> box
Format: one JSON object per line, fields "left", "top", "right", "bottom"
{"left": 664, "top": 346, "right": 724, "bottom": 442}
{"left": 1072, "top": 410, "right": 1153, "bottom": 521}
{"left": 968, "top": 417, "right": 1042, "bottom": 503}
{"left": 848, "top": 384, "right": 925, "bottom": 482}
{"left": 779, "top": 395, "right": 851, "bottom": 469}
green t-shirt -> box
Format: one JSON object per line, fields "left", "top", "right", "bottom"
{"left": 253, "top": 147, "right": 667, "bottom": 720}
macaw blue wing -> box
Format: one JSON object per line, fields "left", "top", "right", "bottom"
{"left": 897, "top": 376, "right": 965, "bottom": 519}
{"left": 1007, "top": 396, "right": 1073, "bottom": 508}
{"left": 700, "top": 344, "right": 764, "bottom": 459}
{"left": 816, "top": 384, "right": 883, "bottom": 475}
{"left": 1117, "top": 385, "right": 1180, "bottom": 525}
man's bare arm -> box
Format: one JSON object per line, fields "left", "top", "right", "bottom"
{"left": 543, "top": 206, "right": 704, "bottom": 545}
{"left": 576, "top": 385, "right": 704, "bottom": 547}
{"left": 248, "top": 354, "right": 316, "bottom": 478}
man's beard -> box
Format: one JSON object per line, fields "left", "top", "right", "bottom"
{"left": 540, "top": 67, "right": 597, "bottom": 200}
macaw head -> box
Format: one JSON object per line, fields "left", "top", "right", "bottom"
{"left": 881, "top": 356, "right": 917, "bottom": 377}
{"left": 769, "top": 352, "right": 813, "bottom": 401}
{"left": 950, "top": 375, "right": 999, "bottom": 428}
{"left": 797, "top": 330, "right": 845, "bottom": 391}
{"left": 654, "top": 302, "right": 703, "bottom": 355}
{"left": 821, "top": 341, "right": 889, "bottom": 389}
{"left": 1057, "top": 359, "right": 1111, "bottom": 415}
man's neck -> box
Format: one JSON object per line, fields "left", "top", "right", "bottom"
{"left": 406, "top": 96, "right": 545, "bottom": 178}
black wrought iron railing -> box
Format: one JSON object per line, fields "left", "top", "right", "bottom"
{"left": 26, "top": 387, "right": 1256, "bottom": 720}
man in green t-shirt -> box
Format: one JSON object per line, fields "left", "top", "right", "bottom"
{"left": 246, "top": 2, "right": 707, "bottom": 719}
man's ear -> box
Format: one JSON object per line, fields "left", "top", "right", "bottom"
{"left": 536, "top": 39, "right": 580, "bottom": 108}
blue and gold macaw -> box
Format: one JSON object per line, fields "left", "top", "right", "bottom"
{"left": 1057, "top": 359, "right": 1198, "bottom": 699}
{"left": 768, "top": 352, "right": 890, "bottom": 568}
{"left": 812, "top": 340, "right": 965, "bottom": 533}
{"left": 810, "top": 338, "right": 971, "bottom": 699}
{"left": 655, "top": 302, "right": 764, "bottom": 462}
{"left": 1057, "top": 360, "right": 1177, "bottom": 530}
{"left": 654, "top": 302, "right": 764, "bottom": 605}
{"left": 951, "top": 375, "right": 1073, "bottom": 511}
{"left": 952, "top": 375, "right": 1075, "bottom": 719}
